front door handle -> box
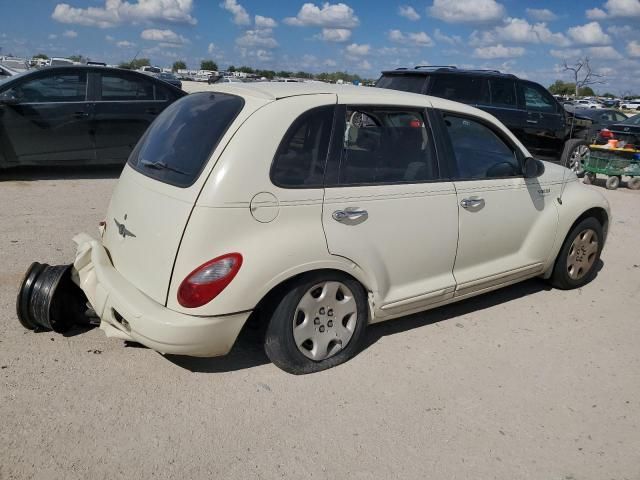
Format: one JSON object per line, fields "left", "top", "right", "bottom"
{"left": 460, "top": 197, "right": 485, "bottom": 210}
{"left": 526, "top": 119, "right": 538, "bottom": 124}
{"left": 73, "top": 111, "right": 89, "bottom": 118}
{"left": 332, "top": 207, "right": 368, "bottom": 223}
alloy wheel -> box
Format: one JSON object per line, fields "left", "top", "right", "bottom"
{"left": 569, "top": 145, "right": 589, "bottom": 175}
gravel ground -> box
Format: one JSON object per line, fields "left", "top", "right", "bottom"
{"left": 0, "top": 168, "right": 639, "bottom": 480}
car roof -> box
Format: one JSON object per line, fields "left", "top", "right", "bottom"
{"left": 380, "top": 66, "right": 518, "bottom": 79}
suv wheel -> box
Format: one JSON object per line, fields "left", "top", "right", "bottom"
{"left": 561, "top": 139, "right": 589, "bottom": 177}
{"left": 264, "top": 272, "right": 368, "bottom": 374}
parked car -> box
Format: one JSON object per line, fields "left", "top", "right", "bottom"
{"left": 568, "top": 108, "right": 628, "bottom": 143}
{"left": 18, "top": 83, "right": 610, "bottom": 374}
{"left": 213, "top": 76, "right": 244, "bottom": 84}
{"left": 0, "top": 65, "right": 186, "bottom": 168}
{"left": 375, "top": 66, "right": 595, "bottom": 174}
{"left": 574, "top": 99, "right": 604, "bottom": 109}
{"left": 156, "top": 72, "right": 182, "bottom": 90}
{"left": 595, "top": 114, "right": 640, "bottom": 147}
{"left": 620, "top": 100, "right": 640, "bottom": 111}
{"left": 601, "top": 99, "right": 620, "bottom": 108}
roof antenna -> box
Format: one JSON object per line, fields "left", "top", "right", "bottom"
{"left": 558, "top": 106, "right": 578, "bottom": 205}
{"left": 128, "top": 50, "right": 141, "bottom": 69}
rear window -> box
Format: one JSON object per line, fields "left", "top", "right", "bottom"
{"left": 128, "top": 92, "right": 244, "bottom": 188}
{"left": 375, "top": 75, "right": 427, "bottom": 94}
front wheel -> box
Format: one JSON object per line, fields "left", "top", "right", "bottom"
{"left": 562, "top": 139, "right": 589, "bottom": 177}
{"left": 550, "top": 217, "right": 603, "bottom": 290}
{"left": 264, "top": 273, "right": 368, "bottom": 374}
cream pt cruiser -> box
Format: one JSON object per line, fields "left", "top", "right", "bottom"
{"left": 67, "top": 84, "right": 611, "bottom": 373}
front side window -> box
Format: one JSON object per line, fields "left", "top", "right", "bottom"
{"left": 430, "top": 75, "right": 490, "bottom": 105}
{"left": 270, "top": 106, "right": 334, "bottom": 188}
{"left": 6, "top": 72, "right": 87, "bottom": 103}
{"left": 442, "top": 113, "right": 521, "bottom": 180}
{"left": 128, "top": 92, "right": 244, "bottom": 187}
{"left": 337, "top": 106, "right": 438, "bottom": 185}
{"left": 523, "top": 83, "right": 556, "bottom": 113}
{"left": 101, "top": 74, "right": 155, "bottom": 101}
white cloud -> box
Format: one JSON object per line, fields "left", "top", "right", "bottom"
{"left": 358, "top": 59, "right": 372, "bottom": 70}
{"left": 62, "top": 30, "right": 77, "bottom": 38}
{"left": 207, "top": 42, "right": 220, "bottom": 55}
{"left": 525, "top": 8, "right": 557, "bottom": 21}
{"left": 567, "top": 22, "right": 611, "bottom": 45}
{"left": 140, "top": 28, "right": 189, "bottom": 45}
{"left": 255, "top": 15, "right": 277, "bottom": 28}
{"left": 550, "top": 48, "right": 583, "bottom": 59}
{"left": 470, "top": 18, "right": 570, "bottom": 47}
{"left": 320, "top": 28, "right": 351, "bottom": 42}
{"left": 324, "top": 58, "right": 337, "bottom": 67}
{"left": 429, "top": 0, "right": 505, "bottom": 23}
{"left": 236, "top": 29, "right": 278, "bottom": 48}
{"left": 434, "top": 28, "right": 462, "bottom": 45}
{"left": 627, "top": 40, "right": 640, "bottom": 57}
{"left": 51, "top": 0, "right": 196, "bottom": 28}
{"left": 48, "top": 34, "right": 58, "bottom": 39}
{"left": 473, "top": 44, "right": 525, "bottom": 59}
{"left": 607, "top": 25, "right": 634, "bottom": 36}
{"left": 588, "top": 45, "right": 622, "bottom": 59}
{"left": 220, "top": 0, "right": 250, "bottom": 25}
{"left": 398, "top": 5, "right": 420, "bottom": 21}
{"left": 284, "top": 3, "right": 359, "bottom": 28}
{"left": 116, "top": 40, "right": 135, "bottom": 48}
{"left": 105, "top": 35, "right": 115, "bottom": 41}
{"left": 586, "top": 7, "right": 608, "bottom": 19}
{"left": 388, "top": 29, "right": 434, "bottom": 47}
{"left": 590, "top": 0, "right": 640, "bottom": 18}
{"left": 344, "top": 43, "right": 370, "bottom": 56}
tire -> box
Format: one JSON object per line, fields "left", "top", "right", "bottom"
{"left": 605, "top": 175, "right": 620, "bottom": 190}
{"left": 561, "top": 139, "right": 589, "bottom": 177}
{"left": 583, "top": 172, "right": 596, "bottom": 184}
{"left": 264, "top": 272, "right": 368, "bottom": 374}
{"left": 627, "top": 177, "right": 640, "bottom": 190}
{"left": 550, "top": 217, "right": 603, "bottom": 290}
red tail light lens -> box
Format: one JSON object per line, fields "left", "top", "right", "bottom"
{"left": 599, "top": 129, "right": 614, "bottom": 139}
{"left": 177, "top": 253, "right": 243, "bottom": 308}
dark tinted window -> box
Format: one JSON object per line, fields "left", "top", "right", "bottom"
{"left": 376, "top": 75, "right": 427, "bottom": 94}
{"left": 614, "top": 112, "right": 628, "bottom": 122}
{"left": 271, "top": 106, "right": 334, "bottom": 188}
{"left": 338, "top": 107, "right": 437, "bottom": 185}
{"left": 523, "top": 83, "right": 556, "bottom": 112}
{"left": 128, "top": 92, "right": 244, "bottom": 188}
{"left": 621, "top": 114, "right": 640, "bottom": 126}
{"left": 11, "top": 72, "right": 86, "bottom": 102}
{"left": 442, "top": 113, "right": 520, "bottom": 179}
{"left": 489, "top": 78, "right": 516, "bottom": 108}
{"left": 430, "top": 75, "right": 490, "bottom": 104}
{"left": 101, "top": 74, "right": 154, "bottom": 100}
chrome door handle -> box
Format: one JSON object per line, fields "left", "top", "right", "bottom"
{"left": 460, "top": 197, "right": 485, "bottom": 210}
{"left": 526, "top": 119, "right": 538, "bottom": 124}
{"left": 332, "top": 207, "right": 368, "bottom": 223}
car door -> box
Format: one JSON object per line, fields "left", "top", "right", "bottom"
{"left": 93, "top": 71, "right": 173, "bottom": 163}
{"left": 517, "top": 81, "right": 565, "bottom": 161}
{"left": 0, "top": 69, "right": 94, "bottom": 165}
{"left": 321, "top": 103, "right": 459, "bottom": 319}
{"left": 436, "top": 110, "right": 558, "bottom": 297}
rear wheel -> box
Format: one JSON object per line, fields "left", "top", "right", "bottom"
{"left": 264, "top": 272, "right": 368, "bottom": 374}
{"left": 562, "top": 139, "right": 589, "bottom": 177}
{"left": 627, "top": 177, "right": 640, "bottom": 190}
{"left": 605, "top": 175, "right": 620, "bottom": 190}
{"left": 550, "top": 217, "right": 603, "bottom": 290}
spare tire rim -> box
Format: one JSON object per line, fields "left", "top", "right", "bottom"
{"left": 567, "top": 228, "right": 598, "bottom": 280}
{"left": 569, "top": 144, "right": 589, "bottom": 174}
{"left": 292, "top": 281, "right": 358, "bottom": 361}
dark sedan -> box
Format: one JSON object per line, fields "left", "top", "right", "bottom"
{"left": 0, "top": 66, "right": 186, "bottom": 168}
{"left": 156, "top": 72, "right": 183, "bottom": 90}
{"left": 596, "top": 114, "right": 640, "bottom": 148}
{"left": 568, "top": 108, "right": 628, "bottom": 143}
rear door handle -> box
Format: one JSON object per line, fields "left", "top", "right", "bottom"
{"left": 526, "top": 119, "right": 538, "bottom": 124}
{"left": 460, "top": 197, "right": 485, "bottom": 210}
{"left": 332, "top": 207, "right": 368, "bottom": 223}
{"left": 73, "top": 111, "right": 89, "bottom": 118}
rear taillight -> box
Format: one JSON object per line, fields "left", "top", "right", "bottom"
{"left": 177, "top": 253, "right": 243, "bottom": 308}
{"left": 599, "top": 128, "right": 614, "bottom": 139}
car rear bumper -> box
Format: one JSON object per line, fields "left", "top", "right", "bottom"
{"left": 71, "top": 233, "right": 250, "bottom": 357}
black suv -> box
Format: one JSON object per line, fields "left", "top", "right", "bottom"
{"left": 376, "top": 66, "right": 590, "bottom": 172}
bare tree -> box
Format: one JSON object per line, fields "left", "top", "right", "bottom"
{"left": 562, "top": 57, "right": 605, "bottom": 97}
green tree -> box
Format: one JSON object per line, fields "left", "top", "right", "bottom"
{"left": 172, "top": 60, "right": 187, "bottom": 72}
{"left": 33, "top": 53, "right": 49, "bottom": 60}
{"left": 227, "top": 65, "right": 236, "bottom": 72}
{"left": 200, "top": 60, "right": 218, "bottom": 71}
{"left": 578, "top": 86, "right": 595, "bottom": 96}
{"left": 68, "top": 54, "right": 89, "bottom": 63}
{"left": 118, "top": 58, "right": 150, "bottom": 70}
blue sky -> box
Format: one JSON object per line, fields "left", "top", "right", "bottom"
{"left": 1, "top": 0, "right": 640, "bottom": 92}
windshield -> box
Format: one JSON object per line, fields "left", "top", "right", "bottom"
{"left": 128, "top": 92, "right": 244, "bottom": 188}
{"left": 621, "top": 114, "right": 640, "bottom": 126}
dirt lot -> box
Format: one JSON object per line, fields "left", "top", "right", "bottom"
{"left": 1, "top": 168, "right": 639, "bottom": 480}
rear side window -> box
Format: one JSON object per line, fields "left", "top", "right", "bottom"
{"left": 375, "top": 75, "right": 427, "bottom": 94}
{"left": 430, "top": 75, "right": 490, "bottom": 104}
{"left": 271, "top": 106, "right": 334, "bottom": 188}
{"left": 442, "top": 113, "right": 520, "bottom": 179}
{"left": 128, "top": 92, "right": 244, "bottom": 188}
{"left": 489, "top": 78, "right": 517, "bottom": 108}
{"left": 12, "top": 72, "right": 87, "bottom": 102}
{"left": 337, "top": 106, "right": 438, "bottom": 185}
{"left": 101, "top": 74, "right": 154, "bottom": 100}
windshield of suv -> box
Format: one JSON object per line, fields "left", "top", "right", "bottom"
{"left": 128, "top": 92, "right": 244, "bottom": 187}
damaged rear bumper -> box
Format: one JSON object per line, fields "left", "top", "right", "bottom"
{"left": 72, "top": 233, "right": 250, "bottom": 357}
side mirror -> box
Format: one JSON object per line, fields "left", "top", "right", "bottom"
{"left": 523, "top": 156, "right": 542, "bottom": 178}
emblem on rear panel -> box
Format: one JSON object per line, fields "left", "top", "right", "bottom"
{"left": 114, "top": 218, "right": 136, "bottom": 238}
